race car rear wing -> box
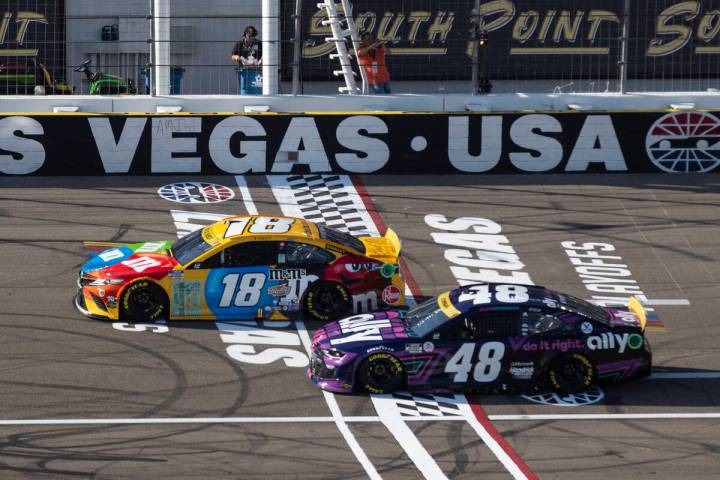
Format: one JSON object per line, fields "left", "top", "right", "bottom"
{"left": 360, "top": 228, "right": 402, "bottom": 263}
{"left": 628, "top": 297, "right": 647, "bottom": 332}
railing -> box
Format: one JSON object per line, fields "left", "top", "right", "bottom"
{"left": 0, "top": 0, "right": 718, "bottom": 96}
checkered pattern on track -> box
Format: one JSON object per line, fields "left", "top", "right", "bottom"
{"left": 391, "top": 392, "right": 464, "bottom": 417}
{"left": 268, "top": 174, "right": 380, "bottom": 237}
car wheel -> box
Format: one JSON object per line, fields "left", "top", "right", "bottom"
{"left": 547, "top": 353, "right": 595, "bottom": 394}
{"left": 121, "top": 281, "right": 167, "bottom": 322}
{"left": 358, "top": 353, "right": 406, "bottom": 394}
{"left": 304, "top": 281, "right": 351, "bottom": 322}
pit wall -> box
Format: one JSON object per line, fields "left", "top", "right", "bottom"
{"left": 1, "top": 93, "right": 719, "bottom": 175}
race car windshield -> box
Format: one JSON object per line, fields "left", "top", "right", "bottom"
{"left": 317, "top": 225, "right": 366, "bottom": 254}
{"left": 405, "top": 297, "right": 450, "bottom": 337}
{"left": 172, "top": 228, "right": 214, "bottom": 265}
{"left": 556, "top": 294, "right": 611, "bottom": 324}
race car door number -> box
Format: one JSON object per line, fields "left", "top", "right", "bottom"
{"left": 219, "top": 272, "right": 266, "bottom": 307}
{"left": 445, "top": 341, "right": 506, "bottom": 383}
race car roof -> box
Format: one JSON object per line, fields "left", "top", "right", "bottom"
{"left": 439, "top": 283, "right": 562, "bottom": 318}
{"left": 223, "top": 215, "right": 319, "bottom": 239}
{"left": 208, "top": 215, "right": 318, "bottom": 241}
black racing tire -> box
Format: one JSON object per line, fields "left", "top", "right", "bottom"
{"left": 357, "top": 353, "right": 406, "bottom": 394}
{"left": 547, "top": 353, "right": 596, "bottom": 394}
{"left": 303, "top": 281, "right": 351, "bottom": 322}
{"left": 121, "top": 280, "right": 167, "bottom": 323}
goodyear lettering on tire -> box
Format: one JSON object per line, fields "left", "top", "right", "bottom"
{"left": 122, "top": 280, "right": 164, "bottom": 321}
{"left": 361, "top": 352, "right": 404, "bottom": 394}
{"left": 549, "top": 353, "right": 594, "bottom": 391}
{"left": 306, "top": 283, "right": 350, "bottom": 321}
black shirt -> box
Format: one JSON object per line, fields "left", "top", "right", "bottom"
{"left": 232, "top": 38, "right": 262, "bottom": 67}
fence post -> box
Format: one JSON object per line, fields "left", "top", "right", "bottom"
{"left": 292, "top": 0, "right": 302, "bottom": 95}
{"left": 262, "top": 0, "right": 280, "bottom": 95}
{"left": 619, "top": 0, "right": 631, "bottom": 94}
{"left": 153, "top": 0, "right": 170, "bottom": 95}
{"left": 148, "top": 0, "right": 155, "bottom": 96}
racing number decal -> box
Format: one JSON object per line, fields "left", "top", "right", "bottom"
{"left": 219, "top": 273, "right": 266, "bottom": 307}
{"left": 459, "top": 284, "right": 529, "bottom": 305}
{"left": 225, "top": 217, "right": 294, "bottom": 237}
{"left": 249, "top": 217, "right": 293, "bottom": 234}
{"left": 445, "top": 342, "right": 506, "bottom": 383}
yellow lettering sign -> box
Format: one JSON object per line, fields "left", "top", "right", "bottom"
{"left": 648, "top": 1, "right": 700, "bottom": 57}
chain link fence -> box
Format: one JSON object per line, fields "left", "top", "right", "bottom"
{"left": 0, "top": 0, "right": 719, "bottom": 96}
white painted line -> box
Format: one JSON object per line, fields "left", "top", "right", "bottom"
{"left": 234, "top": 175, "right": 258, "bottom": 215}
{"left": 641, "top": 299, "right": 691, "bottom": 306}
{"left": 650, "top": 372, "right": 720, "bottom": 379}
{"left": 4, "top": 412, "right": 720, "bottom": 426}
{"left": 0, "top": 417, "right": 372, "bottom": 426}
{"left": 489, "top": 413, "right": 720, "bottom": 421}
{"left": 295, "top": 320, "right": 382, "bottom": 480}
{"left": 371, "top": 395, "right": 448, "bottom": 480}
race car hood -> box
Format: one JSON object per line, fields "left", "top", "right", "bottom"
{"left": 81, "top": 241, "right": 178, "bottom": 277}
{"left": 313, "top": 311, "right": 415, "bottom": 350}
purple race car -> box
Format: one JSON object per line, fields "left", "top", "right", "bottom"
{"left": 308, "top": 283, "right": 652, "bottom": 394}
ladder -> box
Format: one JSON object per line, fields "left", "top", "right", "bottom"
{"left": 318, "top": 0, "right": 368, "bottom": 94}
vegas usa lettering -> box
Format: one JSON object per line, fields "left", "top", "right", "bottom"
{"left": 0, "top": 114, "right": 627, "bottom": 174}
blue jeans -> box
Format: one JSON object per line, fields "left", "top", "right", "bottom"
{"left": 370, "top": 82, "right": 391, "bottom": 94}
{"left": 236, "top": 68, "right": 263, "bottom": 95}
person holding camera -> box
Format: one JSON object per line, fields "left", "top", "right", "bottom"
{"left": 357, "top": 31, "right": 390, "bottom": 94}
{"left": 231, "top": 25, "right": 263, "bottom": 94}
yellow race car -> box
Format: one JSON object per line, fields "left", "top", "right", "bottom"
{"left": 76, "top": 215, "right": 405, "bottom": 322}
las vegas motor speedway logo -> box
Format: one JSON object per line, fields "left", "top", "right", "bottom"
{"left": 646, "top": 111, "right": 720, "bottom": 173}
{"left": 158, "top": 182, "right": 235, "bottom": 204}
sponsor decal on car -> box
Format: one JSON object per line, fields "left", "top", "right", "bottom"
{"left": 269, "top": 268, "right": 306, "bottom": 280}
{"left": 268, "top": 282, "right": 291, "bottom": 297}
{"left": 580, "top": 321, "right": 593, "bottom": 334}
{"left": 422, "top": 341, "right": 434, "bottom": 353}
{"left": 367, "top": 345, "right": 394, "bottom": 353}
{"left": 586, "top": 332, "right": 643, "bottom": 354}
{"left": 405, "top": 343, "right": 422, "bottom": 353}
{"left": 382, "top": 284, "right": 402, "bottom": 305}
{"left": 332, "top": 315, "right": 393, "bottom": 346}
{"left": 509, "top": 361, "right": 535, "bottom": 380}
{"left": 509, "top": 337, "right": 584, "bottom": 353}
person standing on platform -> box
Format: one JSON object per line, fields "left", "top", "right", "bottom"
{"left": 357, "top": 31, "right": 391, "bottom": 94}
{"left": 231, "top": 25, "right": 263, "bottom": 94}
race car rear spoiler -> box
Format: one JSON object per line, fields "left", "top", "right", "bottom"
{"left": 628, "top": 297, "right": 647, "bottom": 332}
{"left": 360, "top": 228, "right": 402, "bottom": 263}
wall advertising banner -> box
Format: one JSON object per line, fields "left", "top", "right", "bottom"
{"left": 1, "top": 111, "right": 719, "bottom": 175}
{"left": 281, "top": 0, "right": 720, "bottom": 81}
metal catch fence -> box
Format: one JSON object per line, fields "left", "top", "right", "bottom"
{"left": 0, "top": 0, "right": 718, "bottom": 96}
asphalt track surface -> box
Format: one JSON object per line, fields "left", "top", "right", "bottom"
{"left": 1, "top": 174, "right": 719, "bottom": 479}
